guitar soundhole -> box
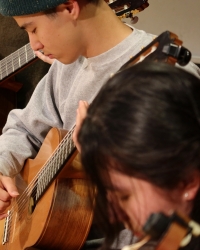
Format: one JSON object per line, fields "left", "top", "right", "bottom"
{"left": 28, "top": 196, "right": 36, "bottom": 214}
{"left": 28, "top": 185, "right": 38, "bottom": 214}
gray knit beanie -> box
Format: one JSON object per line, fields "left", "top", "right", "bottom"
{"left": 0, "top": 0, "right": 67, "bottom": 16}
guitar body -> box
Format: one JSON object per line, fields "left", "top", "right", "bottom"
{"left": 0, "top": 128, "right": 94, "bottom": 250}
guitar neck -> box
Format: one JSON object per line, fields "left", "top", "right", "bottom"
{"left": 0, "top": 43, "right": 38, "bottom": 83}
{"left": 35, "top": 127, "right": 76, "bottom": 204}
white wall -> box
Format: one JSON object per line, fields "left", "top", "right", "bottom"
{"left": 127, "top": 0, "right": 200, "bottom": 63}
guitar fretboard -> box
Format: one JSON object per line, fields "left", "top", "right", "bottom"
{"left": 0, "top": 43, "right": 36, "bottom": 81}
{"left": 34, "top": 128, "right": 76, "bottom": 204}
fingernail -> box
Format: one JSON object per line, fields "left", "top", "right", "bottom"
{"left": 12, "top": 191, "right": 19, "bottom": 196}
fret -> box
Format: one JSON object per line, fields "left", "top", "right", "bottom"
{"left": 0, "top": 57, "right": 7, "bottom": 80}
{"left": 0, "top": 43, "right": 36, "bottom": 82}
{"left": 18, "top": 50, "right": 21, "bottom": 68}
{"left": 25, "top": 44, "right": 28, "bottom": 63}
{"left": 12, "top": 53, "right": 15, "bottom": 72}
{"left": 5, "top": 54, "right": 13, "bottom": 77}
{"left": 5, "top": 56, "right": 8, "bottom": 77}
{"left": 0, "top": 60, "right": 1, "bottom": 80}
{"left": 35, "top": 128, "right": 76, "bottom": 204}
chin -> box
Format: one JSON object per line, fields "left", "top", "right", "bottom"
{"left": 59, "top": 59, "right": 73, "bottom": 64}
{"left": 60, "top": 55, "right": 81, "bottom": 64}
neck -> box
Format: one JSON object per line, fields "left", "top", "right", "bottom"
{"left": 78, "top": 0, "right": 133, "bottom": 58}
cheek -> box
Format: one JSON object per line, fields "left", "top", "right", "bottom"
{"left": 43, "top": 22, "right": 64, "bottom": 44}
{"left": 119, "top": 197, "right": 147, "bottom": 231}
{"left": 121, "top": 195, "right": 159, "bottom": 232}
{"left": 128, "top": 197, "right": 177, "bottom": 231}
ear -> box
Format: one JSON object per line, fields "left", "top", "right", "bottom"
{"left": 181, "top": 171, "right": 200, "bottom": 201}
{"left": 56, "top": 1, "right": 80, "bottom": 20}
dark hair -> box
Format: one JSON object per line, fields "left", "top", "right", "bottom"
{"left": 78, "top": 61, "right": 200, "bottom": 247}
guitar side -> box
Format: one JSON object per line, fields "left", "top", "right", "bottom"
{"left": 0, "top": 127, "right": 94, "bottom": 250}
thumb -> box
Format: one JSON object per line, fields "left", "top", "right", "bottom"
{"left": 0, "top": 176, "right": 19, "bottom": 197}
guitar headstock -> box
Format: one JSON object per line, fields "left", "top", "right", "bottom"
{"left": 120, "top": 31, "right": 192, "bottom": 71}
{"left": 106, "top": 0, "right": 149, "bottom": 19}
{"left": 123, "top": 212, "right": 200, "bottom": 250}
{"left": 143, "top": 212, "right": 200, "bottom": 249}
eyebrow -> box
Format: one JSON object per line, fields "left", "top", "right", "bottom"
{"left": 20, "top": 22, "right": 34, "bottom": 30}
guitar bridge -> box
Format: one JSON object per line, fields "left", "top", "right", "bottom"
{"left": 2, "top": 210, "right": 11, "bottom": 245}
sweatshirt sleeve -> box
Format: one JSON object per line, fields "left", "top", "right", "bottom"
{"left": 0, "top": 61, "right": 63, "bottom": 177}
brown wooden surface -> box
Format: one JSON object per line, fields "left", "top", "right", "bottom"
{"left": 156, "top": 222, "right": 188, "bottom": 250}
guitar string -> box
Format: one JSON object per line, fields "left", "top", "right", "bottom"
{"left": 0, "top": 43, "right": 32, "bottom": 65}
{"left": 11, "top": 126, "right": 75, "bottom": 208}
{"left": 5, "top": 126, "right": 75, "bottom": 241}
{"left": 0, "top": 51, "right": 35, "bottom": 79}
{"left": 0, "top": 45, "right": 33, "bottom": 68}
{"left": 7, "top": 96, "right": 95, "bottom": 217}
{"left": 11, "top": 123, "right": 76, "bottom": 212}
{"left": 0, "top": 50, "right": 35, "bottom": 77}
{"left": 5, "top": 125, "right": 76, "bottom": 242}
{"left": 0, "top": 44, "right": 35, "bottom": 80}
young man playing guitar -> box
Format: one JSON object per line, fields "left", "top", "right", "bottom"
{"left": 0, "top": 0, "right": 199, "bottom": 249}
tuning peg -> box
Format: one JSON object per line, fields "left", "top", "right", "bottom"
{"left": 131, "top": 16, "right": 139, "bottom": 24}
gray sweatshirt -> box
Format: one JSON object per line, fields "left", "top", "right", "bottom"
{"left": 0, "top": 27, "right": 199, "bottom": 177}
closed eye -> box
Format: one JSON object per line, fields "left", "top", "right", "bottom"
{"left": 32, "top": 28, "right": 36, "bottom": 34}
{"left": 119, "top": 194, "right": 130, "bottom": 202}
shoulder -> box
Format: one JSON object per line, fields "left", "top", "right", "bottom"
{"left": 125, "top": 23, "right": 155, "bottom": 43}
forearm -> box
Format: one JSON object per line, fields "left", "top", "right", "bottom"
{"left": 0, "top": 69, "right": 63, "bottom": 177}
{"left": 0, "top": 110, "right": 43, "bottom": 177}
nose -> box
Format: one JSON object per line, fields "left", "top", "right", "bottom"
{"left": 28, "top": 34, "right": 44, "bottom": 52}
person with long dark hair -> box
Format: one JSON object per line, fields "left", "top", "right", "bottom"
{"left": 75, "top": 61, "right": 200, "bottom": 249}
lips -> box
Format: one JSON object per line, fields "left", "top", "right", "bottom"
{"left": 47, "top": 54, "right": 54, "bottom": 59}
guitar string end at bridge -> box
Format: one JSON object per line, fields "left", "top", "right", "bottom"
{"left": 2, "top": 210, "right": 11, "bottom": 245}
